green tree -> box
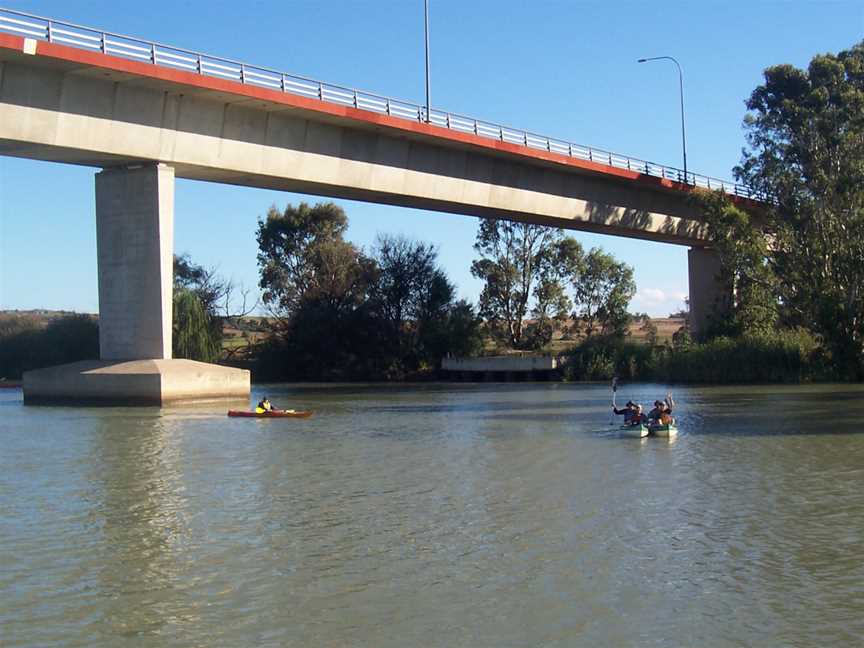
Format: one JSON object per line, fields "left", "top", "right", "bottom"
{"left": 256, "top": 202, "right": 482, "bottom": 380}
{"left": 570, "top": 248, "right": 635, "bottom": 338}
{"left": 256, "top": 202, "right": 364, "bottom": 317}
{"left": 0, "top": 314, "right": 98, "bottom": 379}
{"left": 370, "top": 235, "right": 442, "bottom": 359}
{"left": 370, "top": 234, "right": 482, "bottom": 372}
{"left": 435, "top": 299, "right": 484, "bottom": 359}
{"left": 471, "top": 219, "right": 572, "bottom": 349}
{"left": 692, "top": 191, "right": 779, "bottom": 338}
{"left": 526, "top": 237, "right": 581, "bottom": 349}
{"left": 735, "top": 42, "right": 864, "bottom": 377}
{"left": 255, "top": 202, "right": 378, "bottom": 379}
{"left": 172, "top": 253, "right": 229, "bottom": 361}
{"left": 174, "top": 253, "right": 224, "bottom": 313}
{"left": 173, "top": 288, "right": 220, "bottom": 362}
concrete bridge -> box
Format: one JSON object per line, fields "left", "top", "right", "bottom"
{"left": 0, "top": 10, "right": 758, "bottom": 403}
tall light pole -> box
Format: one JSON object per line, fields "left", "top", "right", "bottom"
{"left": 424, "top": 0, "right": 431, "bottom": 122}
{"left": 638, "top": 56, "right": 687, "bottom": 183}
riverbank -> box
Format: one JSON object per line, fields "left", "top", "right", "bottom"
{"left": 1, "top": 310, "right": 851, "bottom": 384}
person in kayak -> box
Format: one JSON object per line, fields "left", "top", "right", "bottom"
{"left": 630, "top": 404, "right": 649, "bottom": 426}
{"left": 255, "top": 397, "right": 275, "bottom": 414}
{"left": 649, "top": 394, "right": 675, "bottom": 425}
{"left": 613, "top": 400, "right": 638, "bottom": 424}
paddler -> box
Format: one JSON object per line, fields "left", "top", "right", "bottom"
{"left": 613, "top": 400, "right": 638, "bottom": 424}
{"left": 649, "top": 394, "right": 675, "bottom": 425}
{"left": 630, "top": 404, "right": 648, "bottom": 426}
{"left": 255, "top": 397, "right": 275, "bottom": 414}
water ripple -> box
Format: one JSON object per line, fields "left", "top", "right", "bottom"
{"left": 1, "top": 384, "right": 864, "bottom": 646}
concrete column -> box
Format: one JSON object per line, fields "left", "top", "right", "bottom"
{"left": 687, "top": 247, "right": 728, "bottom": 340}
{"left": 96, "top": 164, "right": 174, "bottom": 360}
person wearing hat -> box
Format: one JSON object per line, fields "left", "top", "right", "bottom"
{"left": 613, "top": 400, "right": 639, "bottom": 425}
{"left": 648, "top": 393, "right": 675, "bottom": 425}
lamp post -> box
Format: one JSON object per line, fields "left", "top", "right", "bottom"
{"left": 424, "top": 0, "right": 431, "bottom": 122}
{"left": 638, "top": 56, "right": 687, "bottom": 183}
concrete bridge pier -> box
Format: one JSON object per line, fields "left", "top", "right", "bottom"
{"left": 23, "top": 163, "right": 250, "bottom": 405}
{"left": 688, "top": 247, "right": 729, "bottom": 340}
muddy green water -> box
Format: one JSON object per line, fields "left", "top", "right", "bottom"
{"left": 2, "top": 382, "right": 864, "bottom": 647}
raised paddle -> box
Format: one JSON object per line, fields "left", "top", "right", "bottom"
{"left": 610, "top": 376, "right": 619, "bottom": 425}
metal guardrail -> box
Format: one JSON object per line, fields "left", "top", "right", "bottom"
{"left": 0, "top": 7, "right": 767, "bottom": 202}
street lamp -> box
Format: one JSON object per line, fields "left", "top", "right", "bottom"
{"left": 424, "top": 0, "right": 431, "bottom": 122}
{"left": 638, "top": 56, "right": 688, "bottom": 183}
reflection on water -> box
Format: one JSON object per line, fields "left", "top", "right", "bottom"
{"left": 1, "top": 383, "right": 863, "bottom": 646}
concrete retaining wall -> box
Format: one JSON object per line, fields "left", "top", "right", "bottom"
{"left": 442, "top": 355, "right": 561, "bottom": 373}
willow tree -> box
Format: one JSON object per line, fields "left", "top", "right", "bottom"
{"left": 735, "top": 41, "right": 864, "bottom": 378}
{"left": 173, "top": 288, "right": 220, "bottom": 363}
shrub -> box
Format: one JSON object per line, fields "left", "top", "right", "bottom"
{"left": 563, "top": 328, "right": 831, "bottom": 383}
{"left": 0, "top": 314, "right": 99, "bottom": 379}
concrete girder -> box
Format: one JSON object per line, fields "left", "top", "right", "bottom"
{"left": 0, "top": 56, "right": 713, "bottom": 246}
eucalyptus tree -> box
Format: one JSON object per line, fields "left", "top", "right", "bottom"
{"left": 470, "top": 219, "right": 575, "bottom": 349}
{"left": 570, "top": 249, "right": 635, "bottom": 339}
{"left": 256, "top": 201, "right": 372, "bottom": 319}
{"left": 734, "top": 41, "right": 864, "bottom": 377}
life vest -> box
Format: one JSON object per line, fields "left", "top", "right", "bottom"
{"left": 659, "top": 412, "right": 673, "bottom": 425}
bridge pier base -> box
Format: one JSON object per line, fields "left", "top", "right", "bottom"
{"left": 688, "top": 247, "right": 729, "bottom": 340}
{"left": 23, "top": 163, "right": 250, "bottom": 405}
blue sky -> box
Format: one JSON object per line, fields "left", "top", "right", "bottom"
{"left": 1, "top": 0, "right": 861, "bottom": 316}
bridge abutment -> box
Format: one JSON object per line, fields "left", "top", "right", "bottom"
{"left": 23, "top": 164, "right": 250, "bottom": 405}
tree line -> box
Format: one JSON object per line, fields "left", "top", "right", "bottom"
{"left": 242, "top": 200, "right": 639, "bottom": 380}
{"left": 692, "top": 40, "right": 864, "bottom": 380}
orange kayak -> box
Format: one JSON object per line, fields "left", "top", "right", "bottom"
{"left": 227, "top": 410, "right": 313, "bottom": 418}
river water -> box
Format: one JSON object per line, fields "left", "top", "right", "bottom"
{"left": 2, "top": 382, "right": 863, "bottom": 647}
